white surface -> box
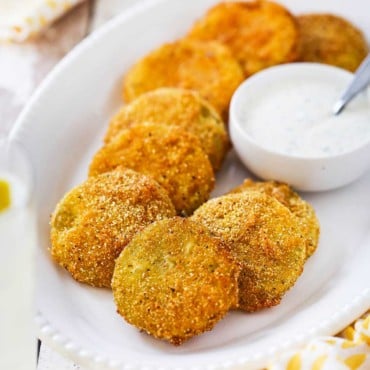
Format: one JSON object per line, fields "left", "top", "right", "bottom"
{"left": 0, "top": 2, "right": 89, "bottom": 137}
{"left": 9, "top": 0, "right": 370, "bottom": 369}
{"left": 230, "top": 64, "right": 370, "bottom": 191}
{"left": 0, "top": 143, "right": 37, "bottom": 370}
{"left": 0, "top": 207, "right": 36, "bottom": 370}
{"left": 38, "top": 345, "right": 84, "bottom": 369}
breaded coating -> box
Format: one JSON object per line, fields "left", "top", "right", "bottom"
{"left": 297, "top": 14, "right": 368, "bottom": 72}
{"left": 229, "top": 179, "right": 320, "bottom": 258}
{"left": 122, "top": 40, "right": 244, "bottom": 120}
{"left": 112, "top": 217, "right": 239, "bottom": 345}
{"left": 50, "top": 169, "right": 176, "bottom": 288}
{"left": 191, "top": 192, "right": 306, "bottom": 312}
{"left": 105, "top": 88, "right": 230, "bottom": 171}
{"left": 89, "top": 123, "right": 214, "bottom": 216}
{"left": 187, "top": 1, "right": 299, "bottom": 76}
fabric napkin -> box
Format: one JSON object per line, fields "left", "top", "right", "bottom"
{"left": 269, "top": 311, "right": 370, "bottom": 370}
{"left": 0, "top": 0, "right": 84, "bottom": 42}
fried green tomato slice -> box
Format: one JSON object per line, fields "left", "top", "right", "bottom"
{"left": 229, "top": 179, "right": 320, "bottom": 258}
{"left": 105, "top": 88, "right": 230, "bottom": 171}
{"left": 89, "top": 123, "right": 214, "bottom": 216}
{"left": 112, "top": 217, "right": 239, "bottom": 345}
{"left": 297, "top": 14, "right": 368, "bottom": 72}
{"left": 191, "top": 192, "right": 306, "bottom": 312}
{"left": 122, "top": 40, "right": 244, "bottom": 120}
{"left": 187, "top": 1, "right": 299, "bottom": 76}
{"left": 50, "top": 169, "right": 176, "bottom": 288}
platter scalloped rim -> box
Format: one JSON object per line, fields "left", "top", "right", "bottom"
{"left": 35, "top": 289, "right": 370, "bottom": 370}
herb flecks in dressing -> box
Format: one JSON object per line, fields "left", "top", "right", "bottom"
{"left": 242, "top": 78, "right": 370, "bottom": 157}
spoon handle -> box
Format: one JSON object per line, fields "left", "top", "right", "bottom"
{"left": 333, "top": 53, "right": 370, "bottom": 115}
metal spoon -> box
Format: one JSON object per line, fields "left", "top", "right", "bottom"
{"left": 333, "top": 53, "right": 370, "bottom": 115}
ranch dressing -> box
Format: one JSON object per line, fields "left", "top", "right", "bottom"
{"left": 242, "top": 76, "right": 370, "bottom": 157}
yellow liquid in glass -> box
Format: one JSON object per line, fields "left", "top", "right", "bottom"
{"left": 0, "top": 179, "right": 10, "bottom": 212}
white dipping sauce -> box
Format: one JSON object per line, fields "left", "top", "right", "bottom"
{"left": 241, "top": 75, "right": 370, "bottom": 157}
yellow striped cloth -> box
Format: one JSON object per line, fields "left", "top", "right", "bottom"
{"left": 0, "top": 0, "right": 84, "bottom": 42}
{"left": 269, "top": 311, "right": 370, "bottom": 370}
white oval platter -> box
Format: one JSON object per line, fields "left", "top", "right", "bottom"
{"left": 10, "top": 0, "right": 370, "bottom": 369}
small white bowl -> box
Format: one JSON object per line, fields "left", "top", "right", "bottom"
{"left": 229, "top": 63, "right": 370, "bottom": 191}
